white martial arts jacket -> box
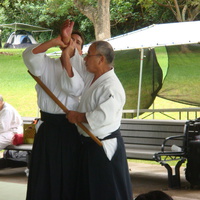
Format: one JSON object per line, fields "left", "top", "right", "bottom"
{"left": 23, "top": 44, "right": 85, "bottom": 114}
{"left": 0, "top": 102, "right": 22, "bottom": 149}
{"left": 0, "top": 102, "right": 22, "bottom": 134}
{"left": 61, "top": 53, "right": 126, "bottom": 139}
{"left": 61, "top": 51, "right": 126, "bottom": 160}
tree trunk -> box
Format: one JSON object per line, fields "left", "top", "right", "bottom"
{"left": 94, "top": 0, "right": 110, "bottom": 40}
{"left": 173, "top": 0, "right": 183, "bottom": 22}
{"left": 74, "top": 0, "right": 111, "bottom": 40}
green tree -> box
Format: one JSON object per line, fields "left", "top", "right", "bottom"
{"left": 110, "top": 0, "right": 143, "bottom": 35}
{"left": 0, "top": 0, "right": 54, "bottom": 42}
{"left": 0, "top": 0, "right": 179, "bottom": 44}
{"left": 138, "top": 0, "right": 200, "bottom": 22}
{"left": 39, "top": 0, "right": 146, "bottom": 41}
{"left": 73, "top": 0, "right": 111, "bottom": 40}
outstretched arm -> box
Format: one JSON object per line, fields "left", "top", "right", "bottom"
{"left": 32, "top": 36, "right": 66, "bottom": 54}
{"left": 60, "top": 39, "right": 76, "bottom": 77}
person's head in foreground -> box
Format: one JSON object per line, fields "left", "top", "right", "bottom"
{"left": 135, "top": 190, "right": 173, "bottom": 200}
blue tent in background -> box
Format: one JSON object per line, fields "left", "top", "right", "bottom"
{"left": 0, "top": 23, "right": 53, "bottom": 48}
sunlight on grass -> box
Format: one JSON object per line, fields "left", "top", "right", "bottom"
{"left": 155, "top": 46, "right": 168, "bottom": 79}
{"left": 128, "top": 158, "right": 186, "bottom": 167}
{"left": 0, "top": 47, "right": 61, "bottom": 117}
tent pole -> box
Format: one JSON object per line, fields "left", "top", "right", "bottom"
{"left": 50, "top": 30, "right": 53, "bottom": 39}
{"left": 137, "top": 48, "right": 144, "bottom": 119}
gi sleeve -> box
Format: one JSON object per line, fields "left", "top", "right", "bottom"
{"left": 22, "top": 44, "right": 47, "bottom": 76}
{"left": 61, "top": 69, "right": 84, "bottom": 96}
{"left": 70, "top": 49, "right": 88, "bottom": 82}
{"left": 61, "top": 49, "right": 86, "bottom": 96}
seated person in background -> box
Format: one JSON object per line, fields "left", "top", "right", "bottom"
{"left": 0, "top": 95, "right": 27, "bottom": 168}
{"left": 135, "top": 190, "right": 173, "bottom": 200}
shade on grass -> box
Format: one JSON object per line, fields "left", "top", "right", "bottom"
{"left": 114, "top": 48, "right": 163, "bottom": 112}
{"left": 158, "top": 44, "right": 200, "bottom": 107}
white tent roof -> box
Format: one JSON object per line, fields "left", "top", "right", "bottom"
{"left": 83, "top": 20, "right": 200, "bottom": 53}
{"left": 0, "top": 23, "right": 53, "bottom": 33}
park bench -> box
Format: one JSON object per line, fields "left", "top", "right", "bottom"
{"left": 3, "top": 117, "right": 188, "bottom": 188}
{"left": 120, "top": 118, "right": 187, "bottom": 188}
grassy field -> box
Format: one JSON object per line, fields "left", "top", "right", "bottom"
{"left": 0, "top": 49, "right": 37, "bottom": 116}
{"left": 0, "top": 46, "right": 197, "bottom": 118}
{"left": 139, "top": 46, "right": 197, "bottom": 120}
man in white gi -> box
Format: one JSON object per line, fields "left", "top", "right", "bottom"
{"left": 62, "top": 40, "right": 133, "bottom": 200}
{"left": 0, "top": 95, "right": 27, "bottom": 168}
{"left": 22, "top": 20, "right": 85, "bottom": 200}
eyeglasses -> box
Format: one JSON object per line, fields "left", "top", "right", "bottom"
{"left": 84, "top": 53, "right": 102, "bottom": 57}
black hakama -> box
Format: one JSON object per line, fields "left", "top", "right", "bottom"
{"left": 26, "top": 111, "right": 81, "bottom": 200}
{"left": 76, "top": 129, "right": 133, "bottom": 200}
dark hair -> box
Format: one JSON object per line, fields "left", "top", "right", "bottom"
{"left": 72, "top": 30, "right": 85, "bottom": 49}
{"left": 92, "top": 40, "right": 114, "bottom": 64}
{"left": 135, "top": 190, "right": 173, "bottom": 200}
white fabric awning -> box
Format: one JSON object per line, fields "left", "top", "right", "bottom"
{"left": 82, "top": 21, "right": 200, "bottom": 118}
{"left": 0, "top": 23, "right": 52, "bottom": 33}
{"left": 83, "top": 20, "right": 200, "bottom": 53}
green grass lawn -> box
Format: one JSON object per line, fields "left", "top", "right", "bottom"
{"left": 0, "top": 46, "right": 198, "bottom": 118}
{"left": 128, "top": 158, "right": 186, "bottom": 167}
{"left": 0, "top": 49, "right": 37, "bottom": 116}
{"left": 0, "top": 48, "right": 60, "bottom": 117}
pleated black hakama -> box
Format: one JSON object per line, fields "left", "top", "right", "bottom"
{"left": 26, "top": 111, "right": 81, "bottom": 200}
{"left": 76, "top": 129, "right": 133, "bottom": 200}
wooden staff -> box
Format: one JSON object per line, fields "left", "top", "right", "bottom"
{"left": 28, "top": 70, "right": 102, "bottom": 146}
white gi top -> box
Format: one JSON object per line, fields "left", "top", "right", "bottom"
{"left": 61, "top": 52, "right": 126, "bottom": 160}
{"left": 23, "top": 44, "right": 84, "bottom": 114}
{"left": 80, "top": 69, "right": 125, "bottom": 139}
{"left": 61, "top": 53, "right": 126, "bottom": 139}
{"left": 0, "top": 102, "right": 22, "bottom": 134}
{"left": 0, "top": 102, "right": 22, "bottom": 149}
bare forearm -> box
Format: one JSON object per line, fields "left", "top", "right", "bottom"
{"left": 32, "top": 37, "right": 65, "bottom": 54}
{"left": 60, "top": 39, "right": 76, "bottom": 77}
{"left": 60, "top": 54, "right": 74, "bottom": 77}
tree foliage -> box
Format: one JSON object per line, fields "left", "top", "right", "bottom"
{"left": 138, "top": 0, "right": 200, "bottom": 22}
{"left": 1, "top": 0, "right": 199, "bottom": 43}
{"left": 73, "top": 0, "right": 111, "bottom": 40}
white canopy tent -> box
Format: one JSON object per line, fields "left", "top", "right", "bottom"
{"left": 0, "top": 22, "right": 53, "bottom": 33}
{"left": 83, "top": 21, "right": 200, "bottom": 118}
{"left": 0, "top": 23, "right": 53, "bottom": 48}
{"left": 83, "top": 20, "right": 200, "bottom": 51}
